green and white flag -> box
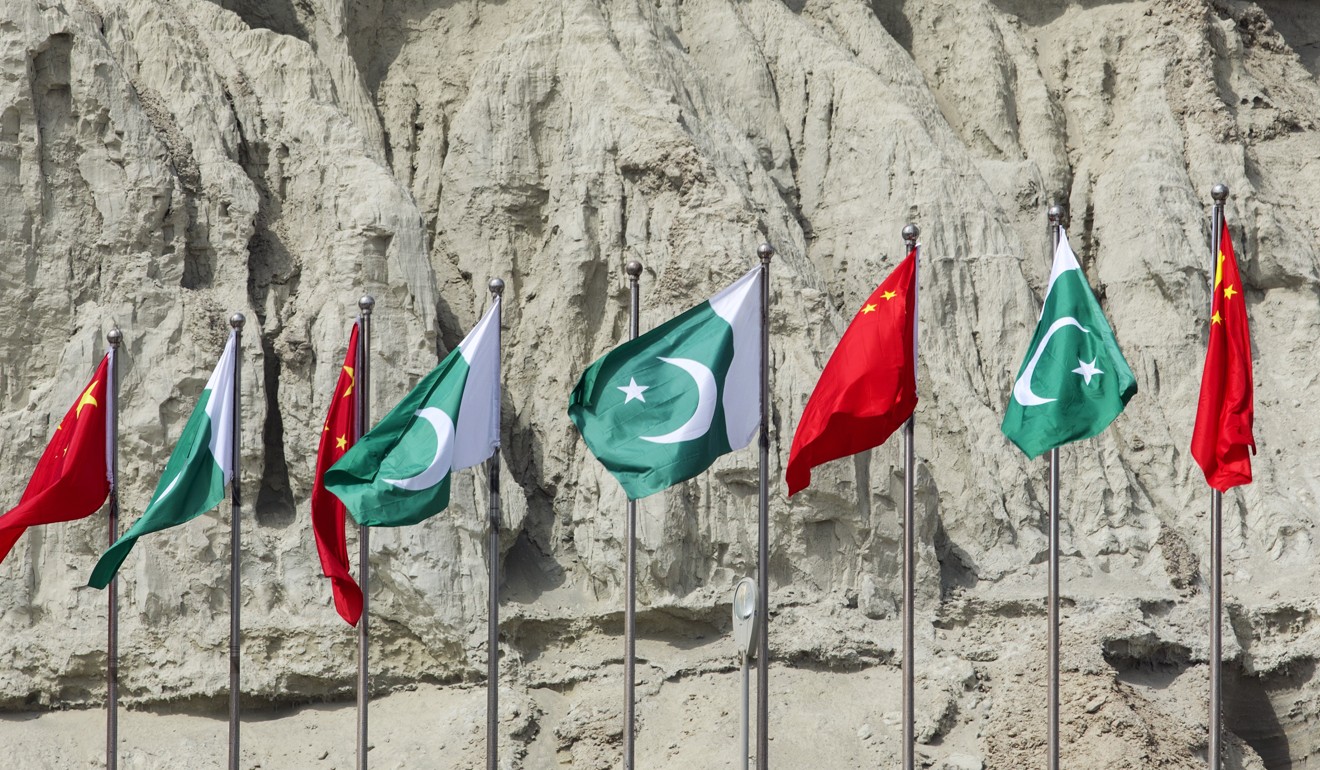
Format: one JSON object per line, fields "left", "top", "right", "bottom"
{"left": 325, "top": 298, "right": 500, "bottom": 527}
{"left": 90, "top": 331, "right": 238, "bottom": 589}
{"left": 1001, "top": 229, "right": 1137, "bottom": 458}
{"left": 569, "top": 266, "right": 762, "bottom": 500}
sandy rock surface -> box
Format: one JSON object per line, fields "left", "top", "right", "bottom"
{"left": 1, "top": 0, "right": 1318, "bottom": 767}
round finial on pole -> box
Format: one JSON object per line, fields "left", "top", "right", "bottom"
{"left": 229, "top": 312, "right": 246, "bottom": 330}
{"left": 902, "top": 223, "right": 919, "bottom": 247}
{"left": 757, "top": 243, "right": 774, "bottom": 263}
{"left": 1211, "top": 183, "right": 1229, "bottom": 202}
{"left": 107, "top": 328, "right": 123, "bottom": 348}
{"left": 1047, "top": 204, "right": 1065, "bottom": 225}
{"left": 358, "top": 295, "right": 375, "bottom": 315}
{"left": 488, "top": 278, "right": 505, "bottom": 297}
{"left": 625, "top": 260, "right": 643, "bottom": 280}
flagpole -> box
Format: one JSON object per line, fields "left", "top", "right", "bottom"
{"left": 1208, "top": 183, "right": 1227, "bottom": 770}
{"left": 228, "top": 312, "right": 245, "bottom": 770}
{"left": 900, "top": 224, "right": 919, "bottom": 770}
{"left": 486, "top": 279, "right": 504, "bottom": 770}
{"left": 1045, "top": 205, "right": 1065, "bottom": 770}
{"left": 106, "top": 328, "right": 122, "bottom": 770}
{"left": 356, "top": 295, "right": 374, "bottom": 770}
{"left": 755, "top": 242, "right": 773, "bottom": 770}
{"left": 623, "top": 259, "right": 642, "bottom": 770}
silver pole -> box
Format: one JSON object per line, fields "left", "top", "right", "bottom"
{"left": 1209, "top": 183, "right": 1228, "bottom": 770}
{"left": 741, "top": 653, "right": 750, "bottom": 770}
{"left": 487, "top": 279, "right": 504, "bottom": 770}
{"left": 106, "top": 328, "right": 122, "bottom": 770}
{"left": 1046, "top": 205, "right": 1065, "bottom": 770}
{"left": 755, "top": 242, "right": 773, "bottom": 770}
{"left": 357, "top": 295, "right": 374, "bottom": 770}
{"left": 228, "top": 312, "right": 245, "bottom": 770}
{"left": 623, "top": 260, "right": 642, "bottom": 770}
{"left": 900, "top": 224, "right": 919, "bottom": 770}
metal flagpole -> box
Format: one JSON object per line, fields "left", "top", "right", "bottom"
{"left": 623, "top": 260, "right": 642, "bottom": 770}
{"left": 901, "top": 224, "right": 920, "bottom": 770}
{"left": 228, "top": 312, "right": 245, "bottom": 770}
{"left": 106, "top": 328, "right": 122, "bottom": 770}
{"left": 755, "top": 242, "right": 773, "bottom": 770}
{"left": 1045, "top": 205, "right": 1065, "bottom": 770}
{"left": 357, "top": 295, "right": 374, "bottom": 770}
{"left": 487, "top": 279, "right": 504, "bottom": 770}
{"left": 1208, "top": 183, "right": 1228, "bottom": 770}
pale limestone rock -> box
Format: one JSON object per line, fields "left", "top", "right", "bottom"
{"left": 0, "top": 0, "right": 1316, "bottom": 767}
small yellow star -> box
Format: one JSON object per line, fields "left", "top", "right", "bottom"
{"left": 881, "top": 290, "right": 898, "bottom": 301}
{"left": 860, "top": 304, "right": 878, "bottom": 315}
{"left": 1211, "top": 311, "right": 1222, "bottom": 325}
{"left": 1223, "top": 284, "right": 1238, "bottom": 300}
{"left": 335, "top": 435, "right": 348, "bottom": 450}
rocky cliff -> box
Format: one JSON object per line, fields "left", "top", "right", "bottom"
{"left": 1, "top": 0, "right": 1318, "bottom": 767}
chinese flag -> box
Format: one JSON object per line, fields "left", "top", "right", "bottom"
{"left": 312, "top": 323, "right": 363, "bottom": 625}
{"left": 786, "top": 248, "right": 918, "bottom": 496}
{"left": 1192, "top": 219, "right": 1255, "bottom": 491}
{"left": 0, "top": 356, "right": 112, "bottom": 564}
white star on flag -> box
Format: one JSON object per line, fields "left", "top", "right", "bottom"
{"left": 617, "top": 378, "right": 649, "bottom": 403}
{"left": 1072, "top": 358, "right": 1103, "bottom": 386}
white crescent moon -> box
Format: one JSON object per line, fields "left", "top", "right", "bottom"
{"left": 1012, "top": 317, "right": 1089, "bottom": 406}
{"left": 639, "top": 357, "right": 717, "bottom": 444}
{"left": 382, "top": 407, "right": 455, "bottom": 490}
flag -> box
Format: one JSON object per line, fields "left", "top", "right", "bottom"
{"left": 89, "top": 332, "right": 238, "bottom": 589}
{"left": 786, "top": 247, "right": 918, "bottom": 496}
{"left": 311, "top": 323, "right": 363, "bottom": 625}
{"left": 1191, "top": 218, "right": 1255, "bottom": 491}
{"left": 0, "top": 356, "right": 112, "bottom": 565}
{"left": 325, "top": 298, "right": 500, "bottom": 527}
{"left": 1002, "top": 229, "right": 1137, "bottom": 457}
{"left": 568, "top": 266, "right": 762, "bottom": 500}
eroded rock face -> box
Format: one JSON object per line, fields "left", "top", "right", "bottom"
{"left": 0, "top": 0, "right": 1316, "bottom": 767}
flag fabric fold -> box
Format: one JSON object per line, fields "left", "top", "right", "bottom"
{"left": 568, "top": 266, "right": 762, "bottom": 500}
{"left": 0, "top": 356, "right": 112, "bottom": 565}
{"left": 1001, "top": 228, "right": 1137, "bottom": 458}
{"left": 786, "top": 247, "right": 918, "bottom": 496}
{"left": 1191, "top": 218, "right": 1255, "bottom": 491}
{"left": 89, "top": 333, "right": 238, "bottom": 589}
{"left": 311, "top": 323, "right": 363, "bottom": 625}
{"left": 325, "top": 298, "right": 501, "bottom": 527}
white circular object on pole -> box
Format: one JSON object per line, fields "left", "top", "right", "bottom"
{"left": 732, "top": 577, "right": 760, "bottom": 658}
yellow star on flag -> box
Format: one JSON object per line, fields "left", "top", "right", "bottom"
{"left": 335, "top": 435, "right": 348, "bottom": 451}
{"left": 1223, "top": 284, "right": 1238, "bottom": 300}
{"left": 342, "top": 365, "right": 355, "bottom": 397}
{"left": 75, "top": 380, "right": 99, "bottom": 417}
{"left": 1211, "top": 311, "right": 1222, "bottom": 325}
{"left": 881, "top": 290, "right": 897, "bottom": 301}
{"left": 860, "top": 303, "right": 877, "bottom": 315}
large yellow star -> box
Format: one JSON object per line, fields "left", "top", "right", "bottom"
{"left": 342, "top": 365, "right": 355, "bottom": 397}
{"left": 1211, "top": 311, "right": 1222, "bottom": 325}
{"left": 76, "top": 380, "right": 99, "bottom": 417}
{"left": 1214, "top": 250, "right": 1225, "bottom": 289}
{"left": 335, "top": 434, "right": 348, "bottom": 451}
{"left": 1223, "top": 284, "right": 1238, "bottom": 300}
{"left": 881, "top": 290, "right": 897, "bottom": 301}
{"left": 860, "top": 303, "right": 878, "bottom": 315}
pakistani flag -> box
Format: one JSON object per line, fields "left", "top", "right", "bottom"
{"left": 1002, "top": 229, "right": 1137, "bottom": 458}
{"left": 569, "top": 266, "right": 762, "bottom": 500}
{"left": 325, "top": 298, "right": 500, "bottom": 527}
{"left": 90, "top": 331, "right": 238, "bottom": 589}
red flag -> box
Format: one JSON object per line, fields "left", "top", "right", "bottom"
{"left": 312, "top": 324, "right": 363, "bottom": 625}
{"left": 786, "top": 248, "right": 918, "bottom": 496}
{"left": 1192, "top": 218, "right": 1255, "bottom": 491}
{"left": 0, "top": 356, "right": 112, "bottom": 564}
